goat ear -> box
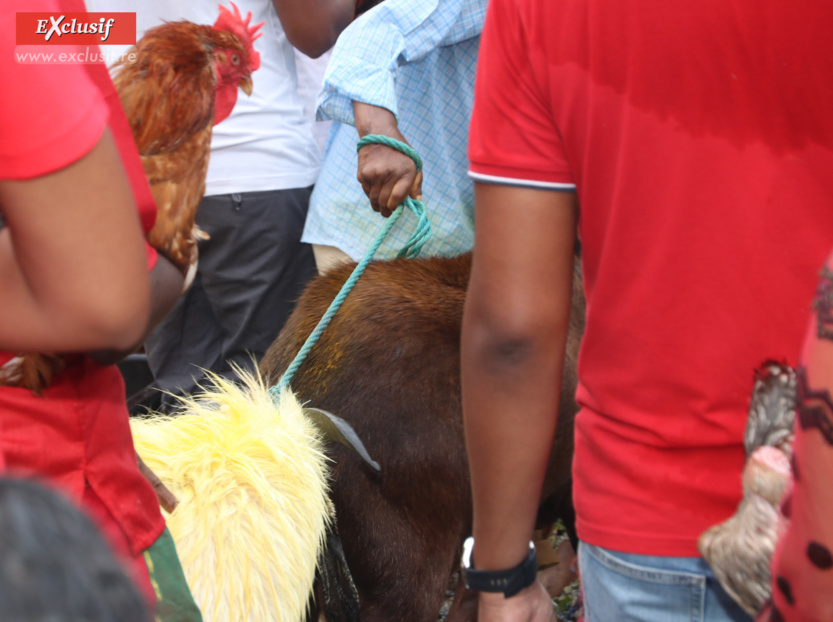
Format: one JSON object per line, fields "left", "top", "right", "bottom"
{"left": 303, "top": 408, "right": 381, "bottom": 473}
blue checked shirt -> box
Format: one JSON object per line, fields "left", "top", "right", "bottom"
{"left": 302, "top": 0, "right": 486, "bottom": 260}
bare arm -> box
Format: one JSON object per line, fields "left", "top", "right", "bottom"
{"left": 353, "top": 102, "right": 423, "bottom": 217}
{"left": 87, "top": 251, "right": 184, "bottom": 365}
{"left": 462, "top": 182, "right": 577, "bottom": 620}
{"left": 0, "top": 129, "right": 150, "bottom": 353}
{"left": 272, "top": 0, "right": 355, "bottom": 58}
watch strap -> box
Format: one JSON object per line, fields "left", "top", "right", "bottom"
{"left": 461, "top": 537, "right": 537, "bottom": 598}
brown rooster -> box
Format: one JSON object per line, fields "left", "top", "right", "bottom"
{"left": 114, "top": 2, "right": 263, "bottom": 278}
{"left": 0, "top": 3, "right": 262, "bottom": 394}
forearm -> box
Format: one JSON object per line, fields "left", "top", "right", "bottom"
{"left": 767, "top": 258, "right": 833, "bottom": 621}
{"left": 272, "top": 0, "right": 354, "bottom": 58}
{"left": 462, "top": 183, "right": 577, "bottom": 571}
{"left": 146, "top": 253, "right": 186, "bottom": 332}
{"left": 87, "top": 253, "right": 184, "bottom": 365}
{"left": 353, "top": 101, "right": 397, "bottom": 137}
{"left": 462, "top": 293, "right": 568, "bottom": 568}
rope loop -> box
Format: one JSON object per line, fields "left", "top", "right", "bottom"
{"left": 357, "top": 134, "right": 431, "bottom": 258}
{"left": 273, "top": 136, "right": 433, "bottom": 393}
{"left": 356, "top": 134, "right": 423, "bottom": 173}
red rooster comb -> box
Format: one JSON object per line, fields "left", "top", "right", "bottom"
{"left": 213, "top": 2, "right": 264, "bottom": 71}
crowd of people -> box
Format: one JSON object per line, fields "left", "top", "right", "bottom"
{"left": 1, "top": 0, "right": 832, "bottom": 620}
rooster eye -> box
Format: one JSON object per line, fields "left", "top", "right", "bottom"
{"left": 230, "top": 53, "right": 240, "bottom": 66}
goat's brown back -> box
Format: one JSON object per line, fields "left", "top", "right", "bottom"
{"left": 260, "top": 252, "right": 584, "bottom": 622}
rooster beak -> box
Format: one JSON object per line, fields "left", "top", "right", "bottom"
{"left": 240, "top": 75, "right": 253, "bottom": 97}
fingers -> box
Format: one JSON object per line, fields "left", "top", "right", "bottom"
{"left": 477, "top": 580, "right": 557, "bottom": 622}
{"left": 410, "top": 170, "right": 424, "bottom": 202}
{"left": 357, "top": 144, "right": 419, "bottom": 218}
{"left": 383, "top": 176, "right": 415, "bottom": 216}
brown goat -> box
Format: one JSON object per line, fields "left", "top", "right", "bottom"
{"left": 260, "top": 252, "right": 584, "bottom": 622}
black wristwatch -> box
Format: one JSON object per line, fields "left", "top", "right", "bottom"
{"left": 460, "top": 537, "right": 537, "bottom": 598}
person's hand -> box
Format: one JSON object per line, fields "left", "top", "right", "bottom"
{"left": 137, "top": 453, "right": 178, "bottom": 513}
{"left": 477, "top": 581, "right": 558, "bottom": 622}
{"left": 353, "top": 101, "right": 423, "bottom": 217}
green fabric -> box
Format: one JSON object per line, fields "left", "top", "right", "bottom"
{"left": 143, "top": 527, "right": 203, "bottom": 622}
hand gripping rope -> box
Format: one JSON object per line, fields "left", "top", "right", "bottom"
{"left": 272, "top": 135, "right": 432, "bottom": 394}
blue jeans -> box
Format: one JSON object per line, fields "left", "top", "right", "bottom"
{"left": 578, "top": 542, "right": 753, "bottom": 622}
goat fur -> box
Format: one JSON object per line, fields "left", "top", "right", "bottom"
{"left": 260, "top": 253, "right": 583, "bottom": 621}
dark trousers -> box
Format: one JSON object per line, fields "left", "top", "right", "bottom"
{"left": 142, "top": 187, "right": 317, "bottom": 413}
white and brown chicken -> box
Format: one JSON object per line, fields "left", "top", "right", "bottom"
{"left": 699, "top": 361, "right": 797, "bottom": 617}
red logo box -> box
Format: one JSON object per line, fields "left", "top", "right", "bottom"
{"left": 16, "top": 12, "right": 136, "bottom": 45}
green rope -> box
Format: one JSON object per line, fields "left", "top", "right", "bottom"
{"left": 271, "top": 135, "right": 432, "bottom": 394}
{"left": 358, "top": 134, "right": 423, "bottom": 173}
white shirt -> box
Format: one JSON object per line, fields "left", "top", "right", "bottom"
{"left": 294, "top": 48, "right": 332, "bottom": 155}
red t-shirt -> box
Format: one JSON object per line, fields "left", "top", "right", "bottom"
{"left": 0, "top": 0, "right": 164, "bottom": 589}
{"left": 469, "top": 0, "right": 833, "bottom": 555}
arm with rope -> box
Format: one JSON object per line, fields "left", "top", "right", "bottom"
{"left": 353, "top": 103, "right": 422, "bottom": 217}
{"left": 275, "top": 134, "right": 430, "bottom": 391}
{"left": 316, "top": 0, "right": 487, "bottom": 217}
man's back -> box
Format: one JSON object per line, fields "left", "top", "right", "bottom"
{"left": 469, "top": 0, "right": 833, "bottom": 557}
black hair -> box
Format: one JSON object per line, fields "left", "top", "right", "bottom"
{"left": 0, "top": 477, "right": 151, "bottom": 622}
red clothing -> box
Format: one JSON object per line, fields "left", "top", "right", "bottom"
{"left": 762, "top": 265, "right": 833, "bottom": 621}
{"left": 63, "top": 0, "right": 159, "bottom": 272}
{"left": 0, "top": 0, "right": 157, "bottom": 266}
{"left": 469, "top": 0, "right": 833, "bottom": 555}
{"left": 0, "top": 361, "right": 163, "bottom": 607}
{"left": 0, "top": 27, "right": 106, "bottom": 179}
{"left": 82, "top": 58, "right": 159, "bottom": 272}
{"left": 0, "top": 0, "right": 164, "bottom": 602}
{"left": 0, "top": 359, "right": 163, "bottom": 556}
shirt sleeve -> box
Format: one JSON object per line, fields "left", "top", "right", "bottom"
{"left": 467, "top": 0, "right": 575, "bottom": 190}
{"left": 316, "top": 0, "right": 487, "bottom": 126}
{"left": 0, "top": 50, "right": 108, "bottom": 180}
